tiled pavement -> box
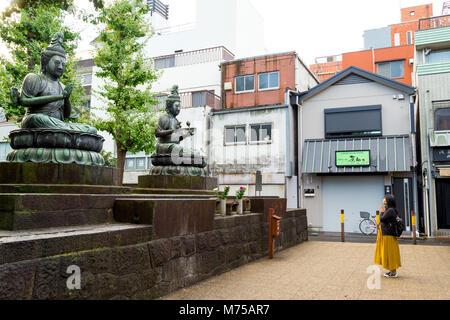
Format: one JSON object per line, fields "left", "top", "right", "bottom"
{"left": 161, "top": 241, "right": 450, "bottom": 300}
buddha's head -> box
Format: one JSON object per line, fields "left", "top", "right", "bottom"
{"left": 166, "top": 85, "right": 181, "bottom": 117}
{"left": 41, "top": 32, "right": 67, "bottom": 80}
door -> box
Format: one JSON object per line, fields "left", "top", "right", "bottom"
{"left": 393, "top": 178, "right": 413, "bottom": 231}
{"left": 436, "top": 179, "right": 450, "bottom": 229}
{"left": 322, "top": 176, "right": 385, "bottom": 233}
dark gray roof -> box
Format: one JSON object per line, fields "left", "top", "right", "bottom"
{"left": 299, "top": 66, "right": 416, "bottom": 103}
{"left": 302, "top": 135, "right": 413, "bottom": 174}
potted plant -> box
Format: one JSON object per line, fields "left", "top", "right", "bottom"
{"left": 235, "top": 186, "right": 247, "bottom": 214}
{"left": 219, "top": 186, "right": 230, "bottom": 216}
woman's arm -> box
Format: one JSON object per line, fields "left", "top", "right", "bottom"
{"left": 380, "top": 208, "right": 395, "bottom": 222}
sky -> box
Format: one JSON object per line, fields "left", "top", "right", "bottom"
{"left": 0, "top": 0, "right": 447, "bottom": 65}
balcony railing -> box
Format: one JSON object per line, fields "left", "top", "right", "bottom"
{"left": 153, "top": 46, "right": 234, "bottom": 69}
{"left": 419, "top": 15, "right": 450, "bottom": 30}
{"left": 154, "top": 90, "right": 222, "bottom": 110}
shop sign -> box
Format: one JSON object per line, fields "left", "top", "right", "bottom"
{"left": 433, "top": 148, "right": 450, "bottom": 162}
{"left": 336, "top": 150, "right": 370, "bottom": 167}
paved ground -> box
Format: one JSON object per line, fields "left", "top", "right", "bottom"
{"left": 161, "top": 240, "right": 450, "bottom": 300}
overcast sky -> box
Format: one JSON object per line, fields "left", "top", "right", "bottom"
{"left": 0, "top": 0, "right": 446, "bottom": 65}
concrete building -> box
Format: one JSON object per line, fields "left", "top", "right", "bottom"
{"left": 82, "top": 0, "right": 268, "bottom": 184}
{"left": 298, "top": 66, "right": 417, "bottom": 234}
{"left": 415, "top": 14, "right": 450, "bottom": 237}
{"left": 211, "top": 51, "right": 318, "bottom": 208}
{"left": 310, "top": 3, "right": 434, "bottom": 84}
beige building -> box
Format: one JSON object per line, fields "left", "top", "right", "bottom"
{"left": 296, "top": 66, "right": 417, "bottom": 234}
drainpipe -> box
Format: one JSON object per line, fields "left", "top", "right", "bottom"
{"left": 284, "top": 89, "right": 291, "bottom": 201}
{"left": 285, "top": 88, "right": 302, "bottom": 208}
{"left": 424, "top": 90, "right": 435, "bottom": 237}
{"left": 410, "top": 94, "right": 419, "bottom": 235}
{"left": 371, "top": 47, "right": 375, "bottom": 73}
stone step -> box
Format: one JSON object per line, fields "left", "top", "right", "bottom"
{"left": 0, "top": 184, "right": 216, "bottom": 196}
{"left": 114, "top": 198, "right": 216, "bottom": 239}
{"left": 0, "top": 193, "right": 217, "bottom": 231}
{"left": 0, "top": 223, "right": 152, "bottom": 264}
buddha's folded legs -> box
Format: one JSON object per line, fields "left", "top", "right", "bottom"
{"left": 21, "top": 113, "right": 97, "bottom": 134}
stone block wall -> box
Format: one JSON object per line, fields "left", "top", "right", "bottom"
{"left": 0, "top": 209, "right": 307, "bottom": 300}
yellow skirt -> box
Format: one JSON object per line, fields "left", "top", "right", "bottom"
{"left": 374, "top": 227, "right": 401, "bottom": 271}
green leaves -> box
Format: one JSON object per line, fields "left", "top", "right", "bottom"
{"left": 0, "top": 3, "right": 84, "bottom": 123}
{"left": 88, "top": 0, "right": 160, "bottom": 177}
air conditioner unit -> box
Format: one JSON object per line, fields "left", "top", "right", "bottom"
{"left": 430, "top": 130, "right": 450, "bottom": 147}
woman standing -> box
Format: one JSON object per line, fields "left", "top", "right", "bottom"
{"left": 374, "top": 195, "right": 402, "bottom": 278}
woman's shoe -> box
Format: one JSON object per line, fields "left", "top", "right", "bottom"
{"left": 384, "top": 272, "right": 398, "bottom": 278}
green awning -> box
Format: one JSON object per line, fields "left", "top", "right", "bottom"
{"left": 302, "top": 135, "right": 412, "bottom": 173}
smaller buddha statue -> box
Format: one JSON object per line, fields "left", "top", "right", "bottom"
{"left": 150, "top": 85, "right": 207, "bottom": 176}
{"left": 7, "top": 32, "right": 104, "bottom": 166}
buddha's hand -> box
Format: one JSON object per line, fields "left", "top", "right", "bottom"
{"left": 10, "top": 87, "right": 19, "bottom": 106}
{"left": 62, "top": 83, "right": 73, "bottom": 99}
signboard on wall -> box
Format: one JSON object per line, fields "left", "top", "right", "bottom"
{"left": 433, "top": 148, "right": 450, "bottom": 162}
{"left": 336, "top": 150, "right": 371, "bottom": 167}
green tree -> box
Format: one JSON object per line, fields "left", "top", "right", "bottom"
{"left": 89, "top": 0, "right": 160, "bottom": 182}
{"left": 0, "top": 2, "right": 85, "bottom": 122}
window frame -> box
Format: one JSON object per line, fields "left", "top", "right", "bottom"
{"left": 235, "top": 75, "right": 255, "bottom": 94}
{"left": 249, "top": 123, "right": 273, "bottom": 144}
{"left": 258, "top": 71, "right": 280, "bottom": 91}
{"left": 224, "top": 124, "right": 247, "bottom": 145}
{"left": 324, "top": 105, "right": 383, "bottom": 139}
{"left": 376, "top": 60, "right": 404, "bottom": 79}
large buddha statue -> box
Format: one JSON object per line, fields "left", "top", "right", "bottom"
{"left": 7, "top": 32, "right": 104, "bottom": 165}
{"left": 150, "top": 85, "right": 207, "bottom": 176}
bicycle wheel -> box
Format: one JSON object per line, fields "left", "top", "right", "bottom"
{"left": 359, "top": 219, "right": 377, "bottom": 235}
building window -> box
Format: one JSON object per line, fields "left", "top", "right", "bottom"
{"left": 377, "top": 60, "right": 404, "bottom": 79}
{"left": 135, "top": 157, "right": 146, "bottom": 169}
{"left": 258, "top": 71, "right": 279, "bottom": 91}
{"left": 225, "top": 125, "right": 246, "bottom": 144}
{"left": 324, "top": 105, "right": 382, "bottom": 138}
{"left": 435, "top": 108, "right": 450, "bottom": 131}
{"left": 125, "top": 158, "right": 136, "bottom": 170}
{"left": 125, "top": 157, "right": 148, "bottom": 169}
{"left": 394, "top": 33, "right": 400, "bottom": 46}
{"left": 407, "top": 31, "right": 413, "bottom": 45}
{"left": 427, "top": 49, "right": 450, "bottom": 64}
{"left": 250, "top": 123, "right": 272, "bottom": 143}
{"left": 82, "top": 73, "right": 92, "bottom": 86}
{"left": 154, "top": 55, "right": 175, "bottom": 69}
{"left": 410, "top": 11, "right": 415, "bottom": 16}
{"left": 0, "top": 142, "right": 12, "bottom": 161}
{"left": 235, "top": 75, "right": 255, "bottom": 93}
{"left": 154, "top": 94, "right": 167, "bottom": 110}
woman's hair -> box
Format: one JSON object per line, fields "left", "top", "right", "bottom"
{"left": 384, "top": 194, "right": 397, "bottom": 209}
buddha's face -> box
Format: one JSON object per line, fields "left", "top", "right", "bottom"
{"left": 168, "top": 100, "right": 180, "bottom": 116}
{"left": 45, "top": 55, "right": 66, "bottom": 79}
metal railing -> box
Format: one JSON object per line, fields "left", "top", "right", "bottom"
{"left": 154, "top": 90, "right": 222, "bottom": 110}
{"left": 180, "top": 90, "right": 221, "bottom": 110}
{"left": 153, "top": 46, "right": 234, "bottom": 69}
{"left": 419, "top": 15, "right": 450, "bottom": 30}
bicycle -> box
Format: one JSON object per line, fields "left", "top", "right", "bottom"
{"left": 359, "top": 211, "right": 378, "bottom": 235}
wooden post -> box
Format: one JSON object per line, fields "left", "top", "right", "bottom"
{"left": 412, "top": 210, "right": 417, "bottom": 245}
{"left": 269, "top": 208, "right": 274, "bottom": 259}
{"left": 341, "top": 209, "right": 345, "bottom": 242}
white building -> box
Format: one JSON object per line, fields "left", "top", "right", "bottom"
{"left": 87, "top": 0, "right": 268, "bottom": 184}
